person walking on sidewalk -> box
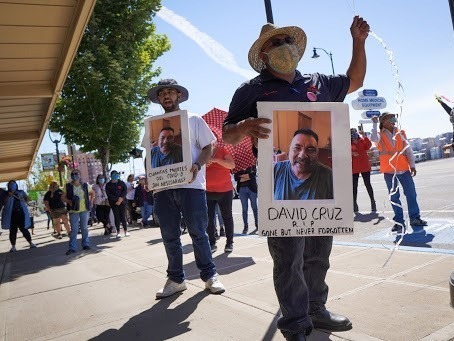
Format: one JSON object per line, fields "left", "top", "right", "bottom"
{"left": 146, "top": 79, "right": 225, "bottom": 298}
{"left": 223, "top": 17, "right": 369, "bottom": 340}
{"left": 370, "top": 113, "right": 427, "bottom": 232}
{"left": 206, "top": 140, "right": 236, "bottom": 253}
{"left": 234, "top": 165, "right": 258, "bottom": 234}
{"left": 125, "top": 174, "right": 139, "bottom": 225}
{"left": 134, "top": 176, "right": 153, "bottom": 227}
{"left": 43, "top": 181, "right": 71, "bottom": 239}
{"left": 1, "top": 180, "right": 37, "bottom": 252}
{"left": 92, "top": 174, "right": 112, "bottom": 235}
{"left": 62, "top": 169, "right": 94, "bottom": 255}
{"left": 106, "top": 170, "right": 130, "bottom": 238}
{"left": 350, "top": 127, "right": 376, "bottom": 213}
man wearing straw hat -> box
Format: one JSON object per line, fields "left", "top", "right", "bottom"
{"left": 223, "top": 16, "right": 369, "bottom": 340}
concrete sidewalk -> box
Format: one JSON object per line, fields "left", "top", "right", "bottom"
{"left": 1, "top": 216, "right": 453, "bottom": 341}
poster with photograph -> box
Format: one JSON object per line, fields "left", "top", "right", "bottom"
{"left": 41, "top": 153, "right": 55, "bottom": 171}
{"left": 257, "top": 102, "right": 354, "bottom": 237}
{"left": 143, "top": 110, "right": 192, "bottom": 191}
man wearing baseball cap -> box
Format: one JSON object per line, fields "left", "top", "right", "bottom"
{"left": 223, "top": 16, "right": 369, "bottom": 340}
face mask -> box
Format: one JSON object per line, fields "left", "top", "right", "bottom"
{"left": 99, "top": 178, "right": 105, "bottom": 184}
{"left": 71, "top": 174, "right": 80, "bottom": 181}
{"left": 265, "top": 44, "right": 300, "bottom": 74}
{"left": 8, "top": 183, "right": 17, "bottom": 192}
{"left": 351, "top": 132, "right": 360, "bottom": 140}
{"left": 111, "top": 174, "right": 120, "bottom": 181}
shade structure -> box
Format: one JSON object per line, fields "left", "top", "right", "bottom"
{"left": 202, "top": 108, "right": 257, "bottom": 173}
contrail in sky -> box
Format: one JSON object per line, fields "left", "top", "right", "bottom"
{"left": 157, "top": 7, "right": 256, "bottom": 80}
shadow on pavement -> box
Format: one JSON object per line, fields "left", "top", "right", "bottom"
{"left": 90, "top": 291, "right": 209, "bottom": 341}
{"left": 354, "top": 212, "right": 386, "bottom": 225}
{"left": 394, "top": 226, "right": 434, "bottom": 247}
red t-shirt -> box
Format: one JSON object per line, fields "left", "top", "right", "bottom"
{"left": 206, "top": 147, "right": 233, "bottom": 192}
{"left": 351, "top": 137, "right": 372, "bottom": 174}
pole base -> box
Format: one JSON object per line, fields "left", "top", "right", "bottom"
{"left": 450, "top": 271, "right": 454, "bottom": 308}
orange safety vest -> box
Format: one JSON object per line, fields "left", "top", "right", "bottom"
{"left": 377, "top": 129, "right": 410, "bottom": 173}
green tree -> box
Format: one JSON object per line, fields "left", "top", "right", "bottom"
{"left": 50, "top": 0, "right": 170, "bottom": 174}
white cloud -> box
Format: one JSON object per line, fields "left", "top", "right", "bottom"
{"left": 157, "top": 7, "right": 256, "bottom": 80}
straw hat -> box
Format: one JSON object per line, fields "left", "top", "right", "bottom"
{"left": 248, "top": 23, "right": 307, "bottom": 73}
{"left": 147, "top": 79, "right": 189, "bottom": 104}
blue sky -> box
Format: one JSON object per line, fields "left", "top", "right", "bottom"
{"left": 39, "top": 0, "right": 454, "bottom": 176}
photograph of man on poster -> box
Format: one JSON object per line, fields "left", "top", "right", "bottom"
{"left": 150, "top": 126, "right": 183, "bottom": 168}
{"left": 274, "top": 128, "right": 333, "bottom": 200}
{"left": 272, "top": 110, "right": 333, "bottom": 200}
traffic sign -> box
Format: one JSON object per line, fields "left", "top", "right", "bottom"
{"left": 361, "top": 110, "right": 381, "bottom": 119}
{"left": 351, "top": 96, "right": 387, "bottom": 110}
{"left": 358, "top": 89, "right": 378, "bottom": 97}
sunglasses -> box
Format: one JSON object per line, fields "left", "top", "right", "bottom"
{"left": 263, "top": 36, "right": 295, "bottom": 50}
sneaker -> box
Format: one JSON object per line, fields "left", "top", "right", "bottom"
{"left": 10, "top": 246, "right": 17, "bottom": 252}
{"left": 156, "top": 279, "right": 187, "bottom": 299}
{"left": 242, "top": 227, "right": 248, "bottom": 235}
{"left": 56, "top": 234, "right": 62, "bottom": 239}
{"left": 219, "top": 227, "right": 225, "bottom": 237}
{"left": 205, "top": 273, "right": 225, "bottom": 294}
{"left": 82, "top": 245, "right": 91, "bottom": 250}
{"left": 224, "top": 243, "right": 233, "bottom": 253}
{"left": 29, "top": 243, "right": 37, "bottom": 249}
{"left": 66, "top": 249, "right": 76, "bottom": 255}
{"left": 124, "top": 232, "right": 131, "bottom": 237}
{"left": 116, "top": 233, "right": 122, "bottom": 238}
{"left": 410, "top": 217, "right": 427, "bottom": 226}
{"left": 210, "top": 244, "right": 218, "bottom": 253}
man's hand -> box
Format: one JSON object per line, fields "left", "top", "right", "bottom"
{"left": 115, "top": 197, "right": 123, "bottom": 206}
{"left": 238, "top": 117, "right": 272, "bottom": 139}
{"left": 372, "top": 116, "right": 379, "bottom": 123}
{"left": 410, "top": 167, "right": 417, "bottom": 177}
{"left": 350, "top": 15, "right": 369, "bottom": 42}
{"left": 189, "top": 164, "right": 198, "bottom": 183}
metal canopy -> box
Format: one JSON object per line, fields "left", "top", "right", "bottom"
{"left": 0, "top": 0, "right": 97, "bottom": 182}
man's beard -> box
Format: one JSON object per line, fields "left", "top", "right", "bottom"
{"left": 293, "top": 157, "right": 316, "bottom": 174}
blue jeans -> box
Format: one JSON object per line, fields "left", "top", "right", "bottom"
{"left": 239, "top": 186, "right": 258, "bottom": 228}
{"left": 141, "top": 202, "right": 153, "bottom": 226}
{"left": 384, "top": 171, "right": 420, "bottom": 225}
{"left": 268, "top": 236, "right": 333, "bottom": 337}
{"left": 68, "top": 210, "right": 90, "bottom": 251}
{"left": 154, "top": 189, "right": 216, "bottom": 283}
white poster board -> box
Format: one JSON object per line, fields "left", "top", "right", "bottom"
{"left": 143, "top": 110, "right": 192, "bottom": 191}
{"left": 257, "top": 102, "right": 354, "bottom": 237}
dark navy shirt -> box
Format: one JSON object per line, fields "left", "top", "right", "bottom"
{"left": 224, "top": 69, "right": 350, "bottom": 126}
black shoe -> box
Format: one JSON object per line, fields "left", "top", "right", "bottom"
{"left": 310, "top": 310, "right": 352, "bottom": 332}
{"left": 242, "top": 227, "right": 248, "bottom": 235}
{"left": 391, "top": 224, "right": 405, "bottom": 233}
{"left": 219, "top": 227, "right": 225, "bottom": 237}
{"left": 66, "top": 249, "right": 76, "bottom": 255}
{"left": 224, "top": 243, "right": 233, "bottom": 253}
{"left": 284, "top": 332, "right": 307, "bottom": 341}
{"left": 82, "top": 246, "right": 91, "bottom": 250}
{"left": 210, "top": 244, "right": 217, "bottom": 253}
{"left": 410, "top": 217, "right": 427, "bottom": 226}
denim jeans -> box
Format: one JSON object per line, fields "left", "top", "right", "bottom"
{"left": 384, "top": 171, "right": 420, "bottom": 225}
{"left": 141, "top": 202, "right": 153, "bottom": 226}
{"left": 238, "top": 186, "right": 258, "bottom": 228}
{"left": 207, "top": 190, "right": 234, "bottom": 246}
{"left": 268, "top": 236, "right": 333, "bottom": 336}
{"left": 154, "top": 189, "right": 216, "bottom": 283}
{"left": 69, "top": 210, "right": 90, "bottom": 251}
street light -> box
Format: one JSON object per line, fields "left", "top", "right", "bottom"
{"left": 311, "top": 47, "right": 335, "bottom": 75}
{"left": 48, "top": 130, "right": 63, "bottom": 186}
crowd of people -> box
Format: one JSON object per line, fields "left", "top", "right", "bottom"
{"left": 0, "top": 14, "right": 433, "bottom": 341}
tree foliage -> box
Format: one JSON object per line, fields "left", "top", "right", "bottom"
{"left": 50, "top": 0, "right": 170, "bottom": 174}
{"left": 26, "top": 158, "right": 60, "bottom": 191}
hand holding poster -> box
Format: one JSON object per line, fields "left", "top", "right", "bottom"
{"left": 257, "top": 102, "right": 354, "bottom": 237}
{"left": 143, "top": 110, "right": 193, "bottom": 190}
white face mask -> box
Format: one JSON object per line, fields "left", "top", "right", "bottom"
{"left": 264, "top": 44, "right": 300, "bottom": 74}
